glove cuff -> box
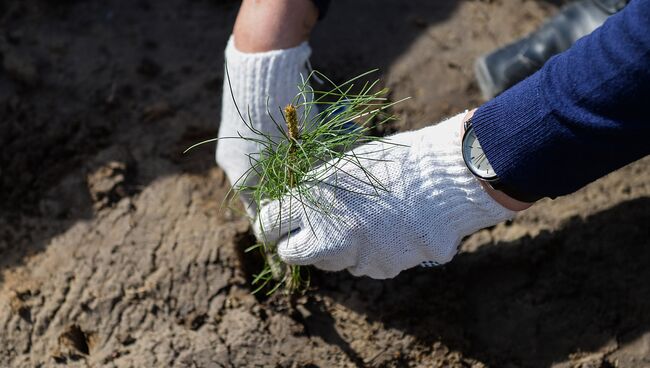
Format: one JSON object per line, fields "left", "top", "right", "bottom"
{"left": 411, "top": 114, "right": 515, "bottom": 264}
{"left": 220, "top": 36, "right": 312, "bottom": 132}
{"left": 217, "top": 36, "right": 312, "bottom": 216}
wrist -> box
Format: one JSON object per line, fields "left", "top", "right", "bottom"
{"left": 233, "top": 0, "right": 318, "bottom": 52}
{"left": 461, "top": 109, "right": 533, "bottom": 212}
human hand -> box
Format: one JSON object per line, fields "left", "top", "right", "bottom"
{"left": 216, "top": 37, "right": 312, "bottom": 216}
{"left": 254, "top": 112, "right": 515, "bottom": 279}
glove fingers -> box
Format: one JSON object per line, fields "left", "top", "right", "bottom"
{"left": 276, "top": 228, "right": 325, "bottom": 265}
{"left": 254, "top": 198, "right": 302, "bottom": 244}
{"left": 312, "top": 258, "right": 350, "bottom": 272}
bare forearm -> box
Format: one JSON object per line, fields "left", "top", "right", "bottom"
{"left": 233, "top": 0, "right": 318, "bottom": 52}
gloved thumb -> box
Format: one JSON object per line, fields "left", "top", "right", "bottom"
{"left": 253, "top": 197, "right": 302, "bottom": 244}
{"left": 276, "top": 227, "right": 325, "bottom": 265}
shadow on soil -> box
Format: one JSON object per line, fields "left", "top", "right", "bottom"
{"left": 308, "top": 197, "right": 650, "bottom": 367}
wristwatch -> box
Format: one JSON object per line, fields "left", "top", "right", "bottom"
{"left": 461, "top": 117, "right": 542, "bottom": 203}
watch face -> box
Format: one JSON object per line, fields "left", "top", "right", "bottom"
{"left": 462, "top": 125, "right": 498, "bottom": 180}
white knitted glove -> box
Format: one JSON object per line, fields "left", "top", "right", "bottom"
{"left": 254, "top": 113, "right": 515, "bottom": 279}
{"left": 216, "top": 36, "right": 312, "bottom": 216}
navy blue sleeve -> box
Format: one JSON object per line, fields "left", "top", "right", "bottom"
{"left": 472, "top": 0, "right": 650, "bottom": 200}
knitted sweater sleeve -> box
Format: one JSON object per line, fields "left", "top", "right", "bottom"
{"left": 472, "top": 0, "right": 650, "bottom": 200}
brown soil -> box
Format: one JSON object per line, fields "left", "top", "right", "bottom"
{"left": 1, "top": 1, "right": 649, "bottom": 367}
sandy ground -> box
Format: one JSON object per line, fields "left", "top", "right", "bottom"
{"left": 1, "top": 0, "right": 649, "bottom": 367}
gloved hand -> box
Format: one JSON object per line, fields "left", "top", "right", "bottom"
{"left": 216, "top": 36, "right": 312, "bottom": 216}
{"left": 254, "top": 113, "right": 515, "bottom": 279}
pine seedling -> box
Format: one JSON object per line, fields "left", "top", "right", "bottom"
{"left": 187, "top": 67, "right": 407, "bottom": 295}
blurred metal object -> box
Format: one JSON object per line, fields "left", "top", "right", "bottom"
{"left": 475, "top": 0, "right": 628, "bottom": 100}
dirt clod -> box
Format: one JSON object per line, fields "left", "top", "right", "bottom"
{"left": 87, "top": 161, "right": 130, "bottom": 210}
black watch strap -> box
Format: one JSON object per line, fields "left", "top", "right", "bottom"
{"left": 488, "top": 180, "right": 545, "bottom": 203}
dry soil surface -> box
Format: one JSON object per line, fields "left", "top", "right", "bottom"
{"left": 1, "top": 1, "right": 650, "bottom": 367}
